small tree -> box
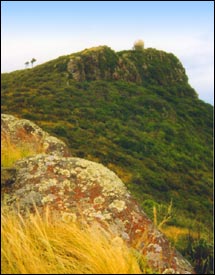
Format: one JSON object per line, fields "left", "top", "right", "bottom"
{"left": 25, "top": 61, "right": 29, "bottom": 69}
{"left": 133, "top": 40, "right": 144, "bottom": 51}
{"left": 31, "top": 58, "right": 36, "bottom": 68}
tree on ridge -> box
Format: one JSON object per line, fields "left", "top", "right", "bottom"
{"left": 25, "top": 61, "right": 30, "bottom": 69}
{"left": 31, "top": 58, "right": 37, "bottom": 68}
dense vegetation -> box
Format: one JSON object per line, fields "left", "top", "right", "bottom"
{"left": 1, "top": 46, "right": 213, "bottom": 273}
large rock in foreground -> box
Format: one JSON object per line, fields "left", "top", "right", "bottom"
{"left": 3, "top": 154, "right": 193, "bottom": 274}
{"left": 1, "top": 114, "right": 194, "bottom": 274}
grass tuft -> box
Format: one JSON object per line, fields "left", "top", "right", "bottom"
{"left": 1, "top": 136, "right": 42, "bottom": 167}
{"left": 1, "top": 206, "right": 151, "bottom": 274}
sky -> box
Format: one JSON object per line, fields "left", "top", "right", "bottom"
{"left": 1, "top": 1, "right": 214, "bottom": 105}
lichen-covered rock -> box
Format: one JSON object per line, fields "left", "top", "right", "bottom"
{"left": 1, "top": 114, "right": 70, "bottom": 157}
{"left": 1, "top": 114, "right": 194, "bottom": 273}
{"left": 3, "top": 153, "right": 194, "bottom": 274}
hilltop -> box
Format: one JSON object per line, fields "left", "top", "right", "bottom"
{"left": 1, "top": 45, "right": 213, "bottom": 272}
{"left": 2, "top": 45, "right": 196, "bottom": 90}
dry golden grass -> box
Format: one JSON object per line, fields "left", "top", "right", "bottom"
{"left": 153, "top": 202, "right": 198, "bottom": 245}
{"left": 1, "top": 206, "right": 149, "bottom": 274}
{"left": 161, "top": 225, "right": 198, "bottom": 244}
{"left": 1, "top": 136, "right": 42, "bottom": 167}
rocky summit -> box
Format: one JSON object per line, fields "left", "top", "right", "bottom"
{"left": 67, "top": 46, "right": 190, "bottom": 87}
{"left": 1, "top": 114, "right": 194, "bottom": 274}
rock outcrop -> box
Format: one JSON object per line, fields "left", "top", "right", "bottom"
{"left": 1, "top": 114, "right": 70, "bottom": 157}
{"left": 67, "top": 46, "right": 190, "bottom": 88}
{"left": 1, "top": 114, "right": 194, "bottom": 274}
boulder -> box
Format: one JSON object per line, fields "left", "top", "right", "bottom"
{"left": 3, "top": 153, "right": 194, "bottom": 274}
{"left": 1, "top": 114, "right": 194, "bottom": 274}
{"left": 1, "top": 114, "right": 70, "bottom": 157}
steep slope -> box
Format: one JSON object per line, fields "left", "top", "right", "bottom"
{"left": 1, "top": 114, "right": 194, "bottom": 274}
{"left": 1, "top": 45, "right": 213, "bottom": 237}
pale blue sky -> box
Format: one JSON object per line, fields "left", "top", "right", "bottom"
{"left": 1, "top": 1, "right": 214, "bottom": 104}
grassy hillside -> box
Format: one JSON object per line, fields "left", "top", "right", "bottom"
{"left": 1, "top": 46, "right": 213, "bottom": 272}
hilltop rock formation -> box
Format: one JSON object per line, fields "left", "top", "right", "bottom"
{"left": 1, "top": 114, "right": 194, "bottom": 274}
{"left": 67, "top": 46, "right": 192, "bottom": 89}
